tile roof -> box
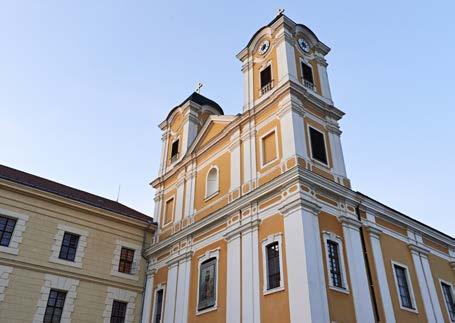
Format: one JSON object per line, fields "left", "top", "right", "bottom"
{"left": 0, "top": 164, "right": 152, "bottom": 223}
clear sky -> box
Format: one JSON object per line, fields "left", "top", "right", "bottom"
{"left": 1, "top": 1, "right": 454, "bottom": 236}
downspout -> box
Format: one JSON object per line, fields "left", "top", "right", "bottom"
{"left": 355, "top": 205, "right": 380, "bottom": 322}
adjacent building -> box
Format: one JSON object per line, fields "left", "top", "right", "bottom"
{"left": 0, "top": 165, "right": 155, "bottom": 322}
{"left": 142, "top": 13, "right": 455, "bottom": 323}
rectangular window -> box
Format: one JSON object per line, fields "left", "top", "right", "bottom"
{"left": 260, "top": 65, "right": 272, "bottom": 94}
{"left": 118, "top": 247, "right": 135, "bottom": 274}
{"left": 164, "top": 198, "right": 175, "bottom": 225}
{"left": 44, "top": 289, "right": 67, "bottom": 323}
{"left": 262, "top": 131, "right": 277, "bottom": 165}
{"left": 441, "top": 282, "right": 455, "bottom": 321}
{"left": 154, "top": 289, "right": 164, "bottom": 323}
{"left": 301, "top": 62, "right": 314, "bottom": 84}
{"left": 327, "top": 240, "right": 343, "bottom": 288}
{"left": 58, "top": 232, "right": 80, "bottom": 262}
{"left": 0, "top": 215, "right": 17, "bottom": 247}
{"left": 309, "top": 127, "right": 328, "bottom": 165}
{"left": 110, "top": 300, "right": 127, "bottom": 323}
{"left": 198, "top": 258, "right": 217, "bottom": 311}
{"left": 266, "top": 242, "right": 281, "bottom": 290}
{"left": 394, "top": 264, "right": 414, "bottom": 309}
{"left": 170, "top": 140, "right": 179, "bottom": 160}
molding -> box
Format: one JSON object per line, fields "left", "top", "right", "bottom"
{"left": 49, "top": 224, "right": 89, "bottom": 269}
{"left": 261, "top": 233, "right": 285, "bottom": 294}
{"left": 102, "top": 287, "right": 137, "bottom": 323}
{"left": 0, "top": 265, "right": 13, "bottom": 303}
{"left": 0, "top": 207, "right": 29, "bottom": 255}
{"left": 111, "top": 240, "right": 142, "bottom": 281}
{"left": 391, "top": 261, "right": 419, "bottom": 313}
{"left": 196, "top": 248, "right": 220, "bottom": 315}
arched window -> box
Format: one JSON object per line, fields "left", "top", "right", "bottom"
{"left": 206, "top": 167, "right": 219, "bottom": 198}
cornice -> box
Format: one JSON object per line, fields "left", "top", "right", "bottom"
{"left": 339, "top": 215, "right": 362, "bottom": 230}
{"left": 408, "top": 242, "right": 431, "bottom": 256}
{"left": 166, "top": 250, "right": 193, "bottom": 266}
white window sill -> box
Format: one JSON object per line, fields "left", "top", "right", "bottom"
{"left": 111, "top": 270, "right": 139, "bottom": 281}
{"left": 0, "top": 246, "right": 19, "bottom": 255}
{"left": 311, "top": 157, "right": 330, "bottom": 169}
{"left": 263, "top": 285, "right": 285, "bottom": 295}
{"left": 204, "top": 191, "right": 220, "bottom": 202}
{"left": 399, "top": 305, "right": 418, "bottom": 314}
{"left": 196, "top": 305, "right": 218, "bottom": 316}
{"left": 49, "top": 257, "right": 82, "bottom": 268}
{"left": 329, "top": 285, "right": 350, "bottom": 295}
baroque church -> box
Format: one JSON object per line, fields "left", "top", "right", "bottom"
{"left": 0, "top": 12, "right": 454, "bottom": 323}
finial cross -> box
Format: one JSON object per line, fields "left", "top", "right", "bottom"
{"left": 277, "top": 8, "right": 285, "bottom": 16}
{"left": 196, "top": 82, "right": 203, "bottom": 94}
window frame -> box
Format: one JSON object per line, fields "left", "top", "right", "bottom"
{"left": 162, "top": 196, "right": 175, "bottom": 228}
{"left": 111, "top": 240, "right": 141, "bottom": 281}
{"left": 0, "top": 208, "right": 29, "bottom": 255}
{"left": 49, "top": 224, "right": 88, "bottom": 268}
{"left": 299, "top": 58, "right": 315, "bottom": 90}
{"left": 322, "top": 232, "right": 349, "bottom": 294}
{"left": 261, "top": 233, "right": 285, "bottom": 295}
{"left": 110, "top": 299, "right": 128, "bottom": 323}
{"left": 152, "top": 284, "right": 166, "bottom": 323}
{"left": 259, "top": 127, "right": 279, "bottom": 168}
{"left": 170, "top": 138, "right": 180, "bottom": 162}
{"left": 43, "top": 289, "right": 67, "bottom": 323}
{"left": 196, "top": 248, "right": 220, "bottom": 315}
{"left": 0, "top": 215, "right": 17, "bottom": 248}
{"left": 205, "top": 165, "right": 220, "bottom": 200}
{"left": 391, "top": 261, "right": 418, "bottom": 313}
{"left": 259, "top": 61, "right": 273, "bottom": 96}
{"left": 58, "top": 231, "right": 80, "bottom": 262}
{"left": 439, "top": 279, "right": 455, "bottom": 322}
{"left": 307, "top": 125, "right": 329, "bottom": 167}
{"left": 118, "top": 247, "right": 135, "bottom": 274}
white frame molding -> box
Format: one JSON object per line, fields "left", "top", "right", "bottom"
{"left": 322, "top": 231, "right": 349, "bottom": 294}
{"left": 49, "top": 224, "right": 88, "bottom": 268}
{"left": 102, "top": 287, "right": 137, "bottom": 323}
{"left": 439, "top": 278, "right": 455, "bottom": 322}
{"left": 259, "top": 127, "right": 280, "bottom": 168}
{"left": 261, "top": 233, "right": 285, "bottom": 295}
{"left": 111, "top": 240, "right": 141, "bottom": 281}
{"left": 162, "top": 195, "right": 176, "bottom": 228}
{"left": 299, "top": 58, "right": 316, "bottom": 91}
{"left": 151, "top": 283, "right": 166, "bottom": 323}
{"left": 307, "top": 125, "right": 330, "bottom": 168}
{"left": 0, "top": 265, "right": 13, "bottom": 303}
{"left": 0, "top": 208, "right": 29, "bottom": 255}
{"left": 33, "top": 274, "right": 79, "bottom": 323}
{"left": 204, "top": 165, "right": 220, "bottom": 201}
{"left": 259, "top": 60, "right": 273, "bottom": 97}
{"left": 196, "top": 248, "right": 220, "bottom": 315}
{"left": 391, "top": 261, "right": 418, "bottom": 313}
{"left": 169, "top": 137, "right": 180, "bottom": 164}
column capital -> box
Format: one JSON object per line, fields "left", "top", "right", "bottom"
{"left": 408, "top": 242, "right": 430, "bottom": 256}
{"left": 279, "top": 196, "right": 320, "bottom": 217}
{"left": 224, "top": 218, "right": 261, "bottom": 241}
{"left": 339, "top": 215, "right": 362, "bottom": 231}
{"left": 166, "top": 250, "right": 193, "bottom": 267}
{"left": 450, "top": 261, "right": 455, "bottom": 272}
{"left": 362, "top": 220, "right": 382, "bottom": 238}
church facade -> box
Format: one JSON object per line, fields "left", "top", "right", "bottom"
{"left": 141, "top": 13, "right": 455, "bottom": 323}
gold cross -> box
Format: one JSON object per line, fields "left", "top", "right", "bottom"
{"left": 196, "top": 82, "right": 203, "bottom": 94}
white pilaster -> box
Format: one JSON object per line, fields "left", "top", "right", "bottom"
{"left": 275, "top": 29, "right": 298, "bottom": 85}
{"left": 153, "top": 191, "right": 163, "bottom": 228}
{"left": 327, "top": 122, "right": 347, "bottom": 178}
{"left": 184, "top": 164, "right": 196, "bottom": 218}
{"left": 409, "top": 243, "right": 445, "bottom": 323}
{"left": 340, "top": 216, "right": 375, "bottom": 323}
{"left": 316, "top": 60, "right": 333, "bottom": 101}
{"left": 278, "top": 95, "right": 307, "bottom": 161}
{"left": 159, "top": 131, "right": 170, "bottom": 176}
{"left": 174, "top": 175, "right": 185, "bottom": 224}
{"left": 230, "top": 130, "right": 241, "bottom": 193}
{"left": 163, "top": 263, "right": 178, "bottom": 323}
{"left": 366, "top": 224, "right": 396, "bottom": 323}
{"left": 141, "top": 269, "right": 155, "bottom": 323}
{"left": 241, "top": 219, "right": 261, "bottom": 323}
{"left": 174, "top": 254, "right": 192, "bottom": 323}
{"left": 225, "top": 232, "right": 241, "bottom": 323}
{"left": 281, "top": 196, "right": 330, "bottom": 323}
{"left": 242, "top": 121, "right": 257, "bottom": 189}
{"left": 241, "top": 59, "right": 254, "bottom": 111}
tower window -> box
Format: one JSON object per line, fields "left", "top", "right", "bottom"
{"left": 441, "top": 281, "right": 455, "bottom": 321}
{"left": 170, "top": 139, "right": 179, "bottom": 161}
{"left": 260, "top": 65, "right": 272, "bottom": 94}
{"left": 110, "top": 300, "right": 127, "bottom": 323}
{"left": 393, "top": 263, "right": 415, "bottom": 310}
{"left": 309, "top": 127, "right": 328, "bottom": 165}
{"left": 327, "top": 240, "right": 343, "bottom": 288}
{"left": 266, "top": 242, "right": 281, "bottom": 290}
{"left": 154, "top": 289, "right": 164, "bottom": 323}
{"left": 301, "top": 62, "right": 314, "bottom": 90}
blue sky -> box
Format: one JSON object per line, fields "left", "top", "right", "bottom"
{"left": 1, "top": 1, "right": 454, "bottom": 236}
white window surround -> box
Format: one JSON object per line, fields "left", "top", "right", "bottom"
{"left": 111, "top": 240, "right": 141, "bottom": 281}
{"left": 102, "top": 287, "right": 137, "bottom": 323}
{"left": 196, "top": 248, "right": 220, "bottom": 315}
{"left": 307, "top": 125, "right": 330, "bottom": 168}
{"left": 205, "top": 166, "right": 220, "bottom": 201}
{"left": 0, "top": 208, "right": 29, "bottom": 255}
{"left": 151, "top": 284, "right": 166, "bottom": 323}
{"left": 0, "top": 265, "right": 13, "bottom": 303}
{"left": 299, "top": 58, "right": 317, "bottom": 91}
{"left": 261, "top": 233, "right": 285, "bottom": 295}
{"left": 322, "top": 231, "right": 349, "bottom": 294}
{"left": 439, "top": 279, "right": 455, "bottom": 322}
{"left": 259, "top": 61, "right": 273, "bottom": 97}
{"left": 33, "top": 274, "right": 79, "bottom": 323}
{"left": 161, "top": 196, "right": 175, "bottom": 229}
{"left": 49, "top": 224, "right": 88, "bottom": 268}
{"left": 391, "top": 261, "right": 419, "bottom": 313}
{"left": 259, "top": 127, "right": 280, "bottom": 168}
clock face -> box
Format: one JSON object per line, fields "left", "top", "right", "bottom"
{"left": 258, "top": 40, "right": 270, "bottom": 55}
{"left": 298, "top": 38, "right": 310, "bottom": 52}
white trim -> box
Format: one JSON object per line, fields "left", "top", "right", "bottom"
{"left": 259, "top": 127, "right": 280, "bottom": 168}
{"left": 151, "top": 284, "right": 166, "bottom": 323}
{"left": 322, "top": 231, "right": 349, "bottom": 293}
{"left": 299, "top": 58, "right": 317, "bottom": 92}
{"left": 391, "top": 261, "right": 419, "bottom": 313}
{"left": 205, "top": 165, "right": 220, "bottom": 200}
{"left": 49, "top": 224, "right": 88, "bottom": 268}
{"left": 307, "top": 125, "right": 330, "bottom": 167}
{"left": 0, "top": 208, "right": 29, "bottom": 255}
{"left": 196, "top": 248, "right": 220, "bottom": 315}
{"left": 0, "top": 265, "right": 13, "bottom": 303}
{"left": 111, "top": 240, "right": 141, "bottom": 281}
{"left": 439, "top": 279, "right": 455, "bottom": 322}
{"left": 162, "top": 196, "right": 176, "bottom": 228}
{"left": 102, "top": 287, "right": 137, "bottom": 323}
{"left": 33, "top": 274, "right": 79, "bottom": 323}
{"left": 261, "top": 233, "right": 285, "bottom": 295}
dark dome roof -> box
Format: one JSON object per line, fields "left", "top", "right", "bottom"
{"left": 166, "top": 92, "right": 224, "bottom": 121}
